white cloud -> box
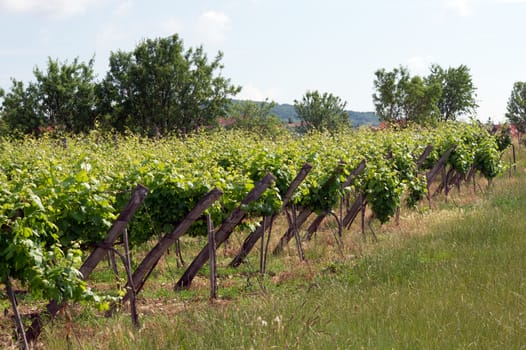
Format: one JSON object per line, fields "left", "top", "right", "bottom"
{"left": 237, "top": 83, "right": 282, "bottom": 102}
{"left": 406, "top": 56, "right": 434, "bottom": 76}
{"left": 445, "top": 0, "right": 472, "bottom": 16}
{"left": 494, "top": 0, "right": 526, "bottom": 2}
{"left": 195, "top": 11, "right": 231, "bottom": 45}
{"left": 0, "top": 0, "right": 102, "bottom": 18}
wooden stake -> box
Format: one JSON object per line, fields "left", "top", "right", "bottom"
{"left": 80, "top": 184, "right": 149, "bottom": 279}
{"left": 207, "top": 214, "right": 217, "bottom": 300}
{"left": 122, "top": 228, "right": 139, "bottom": 329}
{"left": 290, "top": 205, "right": 305, "bottom": 261}
{"left": 272, "top": 208, "right": 311, "bottom": 255}
{"left": 6, "top": 280, "right": 29, "bottom": 350}
{"left": 26, "top": 184, "right": 148, "bottom": 343}
{"left": 259, "top": 216, "right": 268, "bottom": 274}
{"left": 175, "top": 173, "right": 276, "bottom": 290}
{"left": 229, "top": 163, "right": 312, "bottom": 268}
{"left": 120, "top": 188, "right": 222, "bottom": 305}
{"left": 275, "top": 160, "right": 366, "bottom": 251}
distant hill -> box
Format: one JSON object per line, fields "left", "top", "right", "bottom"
{"left": 269, "top": 103, "right": 379, "bottom": 127}
{"left": 237, "top": 101, "right": 379, "bottom": 127}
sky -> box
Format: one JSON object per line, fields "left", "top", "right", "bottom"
{"left": 1, "top": 0, "right": 525, "bottom": 122}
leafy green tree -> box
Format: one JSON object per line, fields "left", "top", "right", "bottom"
{"left": 1, "top": 57, "right": 98, "bottom": 134}
{"left": 426, "top": 64, "right": 477, "bottom": 121}
{"left": 0, "top": 88, "right": 7, "bottom": 136}
{"left": 373, "top": 66, "right": 442, "bottom": 124}
{"left": 505, "top": 81, "right": 526, "bottom": 133}
{"left": 294, "top": 90, "right": 350, "bottom": 131}
{"left": 373, "top": 64, "right": 476, "bottom": 125}
{"left": 399, "top": 75, "right": 441, "bottom": 124}
{"left": 100, "top": 34, "right": 240, "bottom": 135}
{"left": 1, "top": 80, "right": 41, "bottom": 134}
{"left": 36, "top": 57, "right": 98, "bottom": 132}
{"left": 372, "top": 66, "right": 410, "bottom": 122}
{"left": 227, "top": 100, "right": 286, "bottom": 136}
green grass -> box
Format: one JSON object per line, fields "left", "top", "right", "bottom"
{"left": 36, "top": 169, "right": 526, "bottom": 349}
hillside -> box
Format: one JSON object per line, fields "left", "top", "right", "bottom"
{"left": 232, "top": 100, "right": 380, "bottom": 127}
{"left": 269, "top": 102, "right": 379, "bottom": 127}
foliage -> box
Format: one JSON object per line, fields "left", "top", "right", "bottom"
{"left": 0, "top": 122, "right": 507, "bottom": 316}
{"left": 505, "top": 81, "right": 526, "bottom": 133}
{"left": 373, "top": 64, "right": 477, "bottom": 125}
{"left": 226, "top": 100, "right": 286, "bottom": 136}
{"left": 400, "top": 75, "right": 441, "bottom": 124}
{"left": 40, "top": 163, "right": 526, "bottom": 350}
{"left": 294, "top": 90, "right": 351, "bottom": 131}
{"left": 1, "top": 80, "right": 42, "bottom": 135}
{"left": 373, "top": 66, "right": 411, "bottom": 123}
{"left": 99, "top": 34, "right": 240, "bottom": 136}
{"left": 0, "top": 184, "right": 96, "bottom": 303}
{"left": 426, "top": 64, "right": 478, "bottom": 121}
{"left": 1, "top": 58, "right": 98, "bottom": 135}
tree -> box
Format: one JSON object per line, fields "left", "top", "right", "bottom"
{"left": 0, "top": 88, "right": 8, "bottom": 135}
{"left": 373, "top": 64, "right": 477, "bottom": 125}
{"left": 35, "top": 57, "right": 98, "bottom": 132}
{"left": 294, "top": 90, "right": 350, "bottom": 131}
{"left": 1, "top": 57, "right": 98, "bottom": 134}
{"left": 399, "top": 75, "right": 441, "bottom": 124}
{"left": 373, "top": 66, "right": 441, "bottom": 124}
{"left": 505, "top": 81, "right": 526, "bottom": 133}
{"left": 426, "top": 64, "right": 477, "bottom": 121}
{"left": 100, "top": 34, "right": 240, "bottom": 135}
{"left": 227, "top": 100, "right": 285, "bottom": 136}
{"left": 372, "top": 66, "right": 410, "bottom": 122}
{"left": 1, "top": 80, "right": 41, "bottom": 134}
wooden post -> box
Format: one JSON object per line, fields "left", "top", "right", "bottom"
{"left": 259, "top": 216, "right": 268, "bottom": 274}
{"left": 361, "top": 200, "right": 366, "bottom": 240}
{"left": 426, "top": 146, "right": 455, "bottom": 207}
{"left": 207, "top": 214, "right": 217, "bottom": 300}
{"left": 26, "top": 184, "right": 148, "bottom": 342}
{"left": 6, "top": 280, "right": 29, "bottom": 350}
{"left": 286, "top": 205, "right": 305, "bottom": 261}
{"left": 272, "top": 208, "right": 312, "bottom": 255}
{"left": 416, "top": 145, "right": 433, "bottom": 170}
{"left": 175, "top": 173, "right": 276, "bottom": 290}
{"left": 343, "top": 193, "right": 365, "bottom": 229}
{"left": 342, "top": 160, "right": 366, "bottom": 187}
{"left": 80, "top": 184, "right": 149, "bottom": 278}
{"left": 303, "top": 211, "right": 328, "bottom": 241}
{"left": 300, "top": 160, "right": 367, "bottom": 242}
{"left": 120, "top": 188, "right": 222, "bottom": 304}
{"left": 122, "top": 228, "right": 139, "bottom": 328}
{"left": 426, "top": 146, "right": 456, "bottom": 185}
{"left": 229, "top": 163, "right": 312, "bottom": 268}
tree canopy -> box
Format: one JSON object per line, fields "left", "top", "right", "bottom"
{"left": 426, "top": 64, "right": 478, "bottom": 122}
{"left": 294, "top": 90, "right": 350, "bottom": 131}
{"left": 373, "top": 64, "right": 477, "bottom": 125}
{"left": 99, "top": 34, "right": 240, "bottom": 135}
{"left": 1, "top": 58, "right": 98, "bottom": 134}
{"left": 227, "top": 100, "right": 286, "bottom": 136}
{"left": 505, "top": 81, "right": 526, "bottom": 133}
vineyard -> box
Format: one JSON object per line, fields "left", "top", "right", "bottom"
{"left": 0, "top": 122, "right": 511, "bottom": 347}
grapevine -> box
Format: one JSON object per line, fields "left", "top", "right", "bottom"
{"left": 0, "top": 121, "right": 508, "bottom": 315}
